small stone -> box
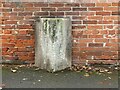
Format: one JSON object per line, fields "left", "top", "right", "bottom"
{"left": 38, "top": 80, "right": 41, "bottom": 82}
{"left": 108, "top": 77, "right": 111, "bottom": 80}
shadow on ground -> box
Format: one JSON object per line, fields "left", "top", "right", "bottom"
{"left": 2, "top": 65, "right": 119, "bottom": 88}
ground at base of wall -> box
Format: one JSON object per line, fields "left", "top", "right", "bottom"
{"left": 1, "top": 65, "right": 119, "bottom": 88}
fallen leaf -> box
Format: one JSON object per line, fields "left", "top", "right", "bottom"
{"left": 84, "top": 73, "right": 90, "bottom": 77}
{"left": 108, "top": 77, "right": 111, "bottom": 80}
{"left": 34, "top": 68, "right": 40, "bottom": 71}
{"left": 22, "top": 78, "right": 28, "bottom": 81}
{"left": 107, "top": 71, "right": 112, "bottom": 74}
{"left": 11, "top": 68, "right": 17, "bottom": 73}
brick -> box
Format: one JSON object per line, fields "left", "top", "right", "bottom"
{"left": 104, "top": 16, "right": 118, "bottom": 21}
{"left": 79, "top": 39, "right": 93, "bottom": 43}
{"left": 88, "top": 16, "right": 103, "bottom": 20}
{"left": 89, "top": 35, "right": 103, "bottom": 38}
{"left": 72, "top": 21, "right": 82, "bottom": 24}
{"left": 19, "top": 30, "right": 27, "bottom": 35}
{"left": 41, "top": 8, "right": 56, "bottom": 11}
{"left": 112, "top": 12, "right": 120, "bottom": 15}
{"left": 112, "top": 3, "right": 120, "bottom": 6}
{"left": 65, "top": 12, "right": 79, "bottom": 15}
{"left": 50, "top": 12, "right": 64, "bottom": 16}
{"left": 17, "top": 25, "right": 33, "bottom": 29}
{"left": 2, "top": 44, "right": 15, "bottom": 47}
{"left": 16, "top": 36, "right": 31, "bottom": 40}
{"left": 73, "top": 8, "right": 87, "bottom": 11}
{"left": 2, "top": 8, "right": 12, "bottom": 12}
{"left": 83, "top": 30, "right": 99, "bottom": 35}
{"left": 4, "top": 21, "right": 17, "bottom": 24}
{"left": 18, "top": 48, "right": 27, "bottom": 52}
{"left": 81, "top": 3, "right": 95, "bottom": 7}
{"left": 2, "top": 25, "right": 15, "bottom": 29}
{"left": 96, "top": 12, "right": 111, "bottom": 15}
{"left": 18, "top": 12, "right": 32, "bottom": 16}
{"left": 72, "top": 25, "right": 86, "bottom": 29}
{"left": 65, "top": 3, "right": 79, "bottom": 7}
{"left": 95, "top": 39, "right": 109, "bottom": 42}
{"left": 100, "top": 30, "right": 107, "bottom": 34}
{"left": 18, "top": 20, "right": 34, "bottom": 25}
{"left": 89, "top": 43, "right": 103, "bottom": 47}
{"left": 3, "top": 12, "right": 17, "bottom": 17}
{"left": 110, "top": 39, "right": 118, "bottom": 43}
{"left": 98, "top": 21, "right": 113, "bottom": 24}
{"left": 3, "top": 2, "right": 16, "bottom": 7}
{"left": 79, "top": 12, "right": 95, "bottom": 16}
{"left": 72, "top": 16, "right": 86, "bottom": 20}
{"left": 34, "top": 3, "right": 48, "bottom": 7}
{"left": 25, "top": 8, "right": 40, "bottom": 11}
{"left": 83, "top": 20, "right": 97, "bottom": 24}
{"left": 96, "top": 3, "right": 111, "bottom": 7}
{"left": 34, "top": 12, "right": 49, "bottom": 16}
{"left": 4, "top": 30, "right": 12, "bottom": 34}
{"left": 104, "top": 7, "right": 118, "bottom": 11}
{"left": 9, "top": 16, "right": 24, "bottom": 20}
{"left": 109, "top": 30, "right": 115, "bottom": 35}
{"left": 88, "top": 7, "right": 103, "bottom": 11}
{"left": 49, "top": 3, "right": 64, "bottom": 7}
{"left": 57, "top": 8, "right": 71, "bottom": 11}
{"left": 13, "top": 8, "right": 24, "bottom": 12}
{"left": 23, "top": 3, "right": 33, "bottom": 7}
{"left": 2, "top": 35, "right": 16, "bottom": 39}
{"left": 87, "top": 25, "right": 102, "bottom": 29}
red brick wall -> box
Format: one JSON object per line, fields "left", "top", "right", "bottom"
{"left": 1, "top": 2, "right": 120, "bottom": 64}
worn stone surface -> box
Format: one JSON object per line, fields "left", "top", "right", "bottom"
{"left": 35, "top": 17, "right": 72, "bottom": 72}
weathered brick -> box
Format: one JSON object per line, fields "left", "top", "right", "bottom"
{"left": 34, "top": 3, "right": 48, "bottom": 7}
{"left": 104, "top": 7, "right": 118, "bottom": 11}
{"left": 50, "top": 12, "right": 64, "bottom": 16}
{"left": 88, "top": 7, "right": 103, "bottom": 11}
{"left": 23, "top": 3, "right": 33, "bottom": 7}
{"left": 87, "top": 25, "right": 103, "bottom": 29}
{"left": 96, "top": 3, "right": 111, "bottom": 7}
{"left": 73, "top": 8, "right": 87, "bottom": 11}
{"left": 89, "top": 43, "right": 103, "bottom": 47}
{"left": 49, "top": 3, "right": 64, "bottom": 7}
{"left": 3, "top": 30, "right": 12, "bottom": 34}
{"left": 83, "top": 20, "right": 97, "bottom": 24}
{"left": 65, "top": 3, "right": 79, "bottom": 7}
{"left": 17, "top": 25, "right": 33, "bottom": 29}
{"left": 98, "top": 21, "right": 113, "bottom": 24}
{"left": 41, "top": 8, "right": 56, "bottom": 11}
{"left": 72, "top": 21, "right": 82, "bottom": 24}
{"left": 4, "top": 21, "right": 17, "bottom": 24}
{"left": 65, "top": 12, "right": 79, "bottom": 15}
{"left": 72, "top": 16, "right": 86, "bottom": 20}
{"left": 18, "top": 12, "right": 32, "bottom": 16}
{"left": 72, "top": 25, "right": 86, "bottom": 29}
{"left": 25, "top": 8, "right": 40, "bottom": 11}
{"left": 88, "top": 16, "right": 103, "bottom": 20}
{"left": 81, "top": 3, "right": 95, "bottom": 7}
{"left": 34, "top": 12, "right": 49, "bottom": 16}
{"left": 89, "top": 35, "right": 103, "bottom": 38}
{"left": 57, "top": 7, "right": 71, "bottom": 11}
